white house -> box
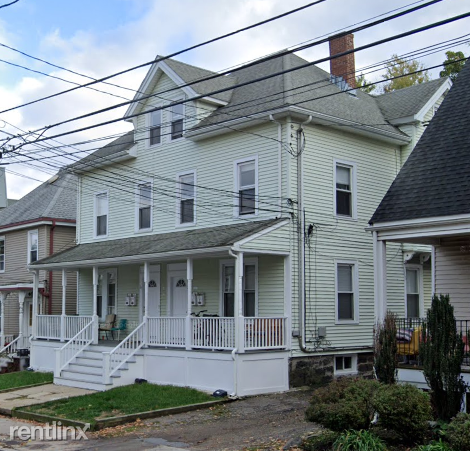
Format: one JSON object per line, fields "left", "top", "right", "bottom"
{"left": 27, "top": 34, "right": 451, "bottom": 395}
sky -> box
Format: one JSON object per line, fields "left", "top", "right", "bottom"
{"left": 0, "top": 0, "right": 468, "bottom": 199}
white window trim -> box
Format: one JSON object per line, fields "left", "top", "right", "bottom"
{"left": 219, "top": 258, "right": 258, "bottom": 317}
{"left": 170, "top": 100, "right": 185, "bottom": 141}
{"left": 404, "top": 264, "right": 424, "bottom": 318}
{"left": 333, "top": 159, "right": 357, "bottom": 220}
{"left": 233, "top": 155, "right": 259, "bottom": 218}
{"left": 175, "top": 170, "right": 196, "bottom": 227}
{"left": 135, "top": 180, "right": 153, "bottom": 233}
{"left": 93, "top": 191, "right": 109, "bottom": 239}
{"left": 27, "top": 229, "right": 38, "bottom": 265}
{"left": 335, "top": 260, "right": 359, "bottom": 325}
{"left": 334, "top": 354, "right": 358, "bottom": 375}
{"left": 146, "top": 107, "right": 163, "bottom": 148}
{"left": 0, "top": 235, "right": 5, "bottom": 273}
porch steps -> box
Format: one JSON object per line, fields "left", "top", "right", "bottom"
{"left": 54, "top": 345, "right": 137, "bottom": 391}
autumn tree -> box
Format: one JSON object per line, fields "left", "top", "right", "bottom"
{"left": 381, "top": 54, "right": 430, "bottom": 93}
{"left": 439, "top": 51, "right": 466, "bottom": 82}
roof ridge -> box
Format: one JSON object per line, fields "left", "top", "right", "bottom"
{"left": 375, "top": 77, "right": 448, "bottom": 98}
{"left": 42, "top": 174, "right": 68, "bottom": 217}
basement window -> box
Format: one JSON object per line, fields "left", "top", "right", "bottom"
{"left": 335, "top": 354, "right": 357, "bottom": 375}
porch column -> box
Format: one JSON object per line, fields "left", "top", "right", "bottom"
{"left": 60, "top": 269, "right": 67, "bottom": 342}
{"left": 143, "top": 261, "right": 149, "bottom": 346}
{"left": 32, "top": 270, "right": 39, "bottom": 339}
{"left": 0, "top": 292, "right": 5, "bottom": 347}
{"left": 235, "top": 251, "right": 245, "bottom": 353}
{"left": 185, "top": 258, "right": 193, "bottom": 350}
{"left": 373, "top": 231, "right": 387, "bottom": 322}
{"left": 18, "top": 291, "right": 26, "bottom": 347}
{"left": 92, "top": 266, "right": 99, "bottom": 344}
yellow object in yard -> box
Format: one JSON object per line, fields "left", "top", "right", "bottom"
{"left": 397, "top": 327, "right": 422, "bottom": 356}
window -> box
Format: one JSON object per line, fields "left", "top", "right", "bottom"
{"left": 0, "top": 237, "right": 4, "bottom": 271}
{"left": 222, "top": 260, "right": 257, "bottom": 317}
{"left": 171, "top": 103, "right": 184, "bottom": 140}
{"left": 95, "top": 192, "right": 108, "bottom": 237}
{"left": 406, "top": 267, "right": 421, "bottom": 318}
{"left": 149, "top": 110, "right": 162, "bottom": 146}
{"left": 236, "top": 158, "right": 257, "bottom": 216}
{"left": 137, "top": 182, "right": 152, "bottom": 231}
{"left": 335, "top": 161, "right": 356, "bottom": 218}
{"left": 336, "top": 262, "right": 358, "bottom": 322}
{"left": 28, "top": 230, "right": 38, "bottom": 264}
{"left": 97, "top": 269, "right": 117, "bottom": 319}
{"left": 178, "top": 172, "right": 195, "bottom": 224}
{"left": 335, "top": 355, "right": 357, "bottom": 375}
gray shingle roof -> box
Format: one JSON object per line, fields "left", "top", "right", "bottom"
{"left": 375, "top": 77, "right": 449, "bottom": 121}
{"left": 0, "top": 171, "right": 77, "bottom": 227}
{"left": 32, "top": 218, "right": 285, "bottom": 266}
{"left": 370, "top": 62, "right": 470, "bottom": 225}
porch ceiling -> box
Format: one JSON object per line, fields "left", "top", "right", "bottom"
{"left": 29, "top": 218, "right": 288, "bottom": 269}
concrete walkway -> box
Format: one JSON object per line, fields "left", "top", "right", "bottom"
{"left": 0, "top": 384, "right": 95, "bottom": 415}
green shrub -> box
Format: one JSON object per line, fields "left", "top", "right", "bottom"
{"left": 413, "top": 440, "right": 454, "bottom": 451}
{"left": 374, "top": 311, "right": 398, "bottom": 384}
{"left": 302, "top": 430, "right": 339, "bottom": 451}
{"left": 306, "top": 378, "right": 380, "bottom": 432}
{"left": 446, "top": 412, "right": 470, "bottom": 451}
{"left": 333, "top": 430, "right": 386, "bottom": 451}
{"left": 373, "top": 383, "right": 432, "bottom": 444}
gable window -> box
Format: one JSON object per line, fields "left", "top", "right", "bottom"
{"left": 171, "top": 103, "right": 184, "bottom": 140}
{"left": 149, "top": 110, "right": 162, "bottom": 146}
{"left": 178, "top": 172, "right": 195, "bottom": 224}
{"left": 335, "top": 161, "right": 356, "bottom": 218}
{"left": 137, "top": 182, "right": 152, "bottom": 231}
{"left": 236, "top": 158, "right": 257, "bottom": 216}
{"left": 336, "top": 262, "right": 358, "bottom": 323}
{"left": 405, "top": 267, "right": 421, "bottom": 318}
{"left": 0, "top": 236, "right": 5, "bottom": 272}
{"left": 222, "top": 260, "right": 257, "bottom": 317}
{"left": 95, "top": 192, "right": 108, "bottom": 237}
{"left": 28, "top": 230, "right": 38, "bottom": 264}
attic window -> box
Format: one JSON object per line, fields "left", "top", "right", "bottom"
{"left": 149, "top": 110, "right": 162, "bottom": 146}
{"left": 171, "top": 103, "right": 184, "bottom": 140}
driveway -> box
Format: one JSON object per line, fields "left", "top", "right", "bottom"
{"left": 0, "top": 389, "right": 315, "bottom": 450}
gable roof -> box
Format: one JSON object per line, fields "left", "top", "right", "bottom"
{"left": 370, "top": 61, "right": 470, "bottom": 225}
{"left": 375, "top": 77, "right": 450, "bottom": 123}
{"left": 0, "top": 171, "right": 77, "bottom": 228}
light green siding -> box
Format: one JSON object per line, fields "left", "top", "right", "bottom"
{"left": 238, "top": 222, "right": 290, "bottom": 253}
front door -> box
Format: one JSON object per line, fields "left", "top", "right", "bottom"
{"left": 24, "top": 298, "right": 33, "bottom": 338}
{"left": 170, "top": 272, "right": 188, "bottom": 317}
{"left": 139, "top": 265, "right": 161, "bottom": 319}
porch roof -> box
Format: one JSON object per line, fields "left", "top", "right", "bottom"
{"left": 29, "top": 218, "right": 288, "bottom": 269}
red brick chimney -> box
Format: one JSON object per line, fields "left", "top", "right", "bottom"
{"left": 329, "top": 33, "right": 356, "bottom": 89}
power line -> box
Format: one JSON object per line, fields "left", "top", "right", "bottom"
{"left": 0, "top": 0, "right": 19, "bottom": 10}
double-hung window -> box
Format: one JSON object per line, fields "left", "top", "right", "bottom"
{"left": 149, "top": 110, "right": 162, "bottom": 146}
{"left": 222, "top": 260, "right": 257, "bottom": 317}
{"left": 335, "top": 161, "right": 356, "bottom": 218}
{"left": 95, "top": 192, "right": 108, "bottom": 237}
{"left": 405, "top": 267, "right": 421, "bottom": 318}
{"left": 137, "top": 182, "right": 152, "bottom": 231}
{"left": 171, "top": 102, "right": 184, "bottom": 140}
{"left": 236, "top": 158, "right": 257, "bottom": 216}
{"left": 178, "top": 172, "right": 195, "bottom": 224}
{"left": 28, "top": 230, "right": 38, "bottom": 264}
{"left": 0, "top": 236, "right": 4, "bottom": 272}
{"left": 336, "top": 262, "right": 358, "bottom": 323}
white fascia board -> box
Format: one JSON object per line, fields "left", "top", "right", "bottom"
{"left": 415, "top": 79, "right": 452, "bottom": 122}
{"left": 29, "top": 246, "right": 232, "bottom": 270}
{"left": 233, "top": 219, "right": 290, "bottom": 247}
{"left": 0, "top": 221, "right": 74, "bottom": 234}
{"left": 368, "top": 212, "right": 470, "bottom": 231}
{"left": 0, "top": 282, "right": 45, "bottom": 290}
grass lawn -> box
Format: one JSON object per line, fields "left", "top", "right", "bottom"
{"left": 0, "top": 371, "right": 53, "bottom": 391}
{"left": 23, "top": 383, "right": 214, "bottom": 424}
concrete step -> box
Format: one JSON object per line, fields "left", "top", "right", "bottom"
{"left": 54, "top": 376, "right": 113, "bottom": 392}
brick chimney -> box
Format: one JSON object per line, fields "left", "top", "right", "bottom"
{"left": 329, "top": 33, "right": 356, "bottom": 89}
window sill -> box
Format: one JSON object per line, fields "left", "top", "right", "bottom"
{"left": 335, "top": 320, "right": 359, "bottom": 325}
{"left": 335, "top": 214, "right": 358, "bottom": 222}
{"left": 175, "top": 222, "right": 196, "bottom": 228}
{"left": 134, "top": 228, "right": 153, "bottom": 234}
{"left": 147, "top": 142, "right": 162, "bottom": 149}
{"left": 334, "top": 370, "right": 358, "bottom": 376}
{"left": 93, "top": 234, "right": 109, "bottom": 240}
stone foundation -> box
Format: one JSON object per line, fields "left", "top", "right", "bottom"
{"left": 289, "top": 352, "right": 374, "bottom": 388}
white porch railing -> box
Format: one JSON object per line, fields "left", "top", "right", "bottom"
{"left": 65, "top": 316, "right": 93, "bottom": 339}
{"left": 191, "top": 317, "right": 235, "bottom": 349}
{"left": 244, "top": 317, "right": 287, "bottom": 350}
{"left": 148, "top": 317, "right": 185, "bottom": 347}
{"left": 103, "top": 321, "right": 146, "bottom": 384}
{"left": 54, "top": 320, "right": 94, "bottom": 378}
{"left": 0, "top": 335, "right": 22, "bottom": 356}
{"left": 37, "top": 315, "right": 61, "bottom": 339}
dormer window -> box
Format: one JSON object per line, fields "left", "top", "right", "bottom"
{"left": 171, "top": 103, "right": 184, "bottom": 140}
{"left": 149, "top": 110, "right": 162, "bottom": 146}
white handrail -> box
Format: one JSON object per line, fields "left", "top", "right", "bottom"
{"left": 54, "top": 320, "right": 94, "bottom": 378}
{"left": 104, "top": 320, "right": 146, "bottom": 383}
{"left": 0, "top": 335, "right": 21, "bottom": 356}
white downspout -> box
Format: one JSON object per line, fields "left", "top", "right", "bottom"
{"left": 269, "top": 115, "right": 283, "bottom": 216}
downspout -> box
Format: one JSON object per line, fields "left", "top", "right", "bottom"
{"left": 48, "top": 220, "right": 56, "bottom": 314}
{"left": 269, "top": 115, "right": 282, "bottom": 216}
{"left": 228, "top": 248, "right": 239, "bottom": 396}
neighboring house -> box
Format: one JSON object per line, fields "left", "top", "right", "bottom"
{"left": 369, "top": 59, "right": 470, "bottom": 388}
{"left": 0, "top": 171, "right": 78, "bottom": 354}
{"left": 28, "top": 34, "right": 450, "bottom": 394}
